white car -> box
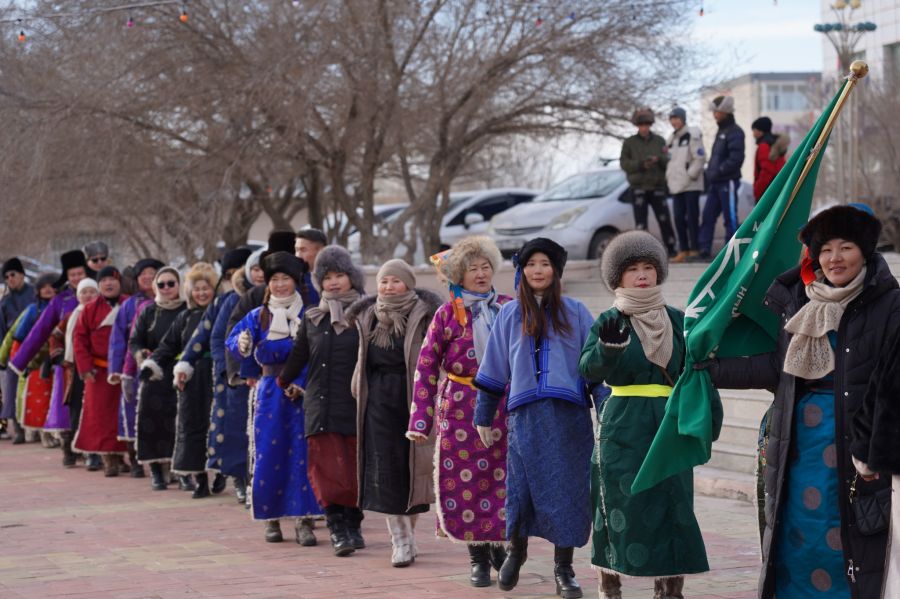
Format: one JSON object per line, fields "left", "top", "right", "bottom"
{"left": 488, "top": 168, "right": 755, "bottom": 260}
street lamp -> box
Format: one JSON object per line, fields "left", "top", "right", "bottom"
{"left": 813, "top": 2, "right": 877, "bottom": 202}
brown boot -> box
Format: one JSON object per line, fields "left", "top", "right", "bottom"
{"left": 670, "top": 251, "right": 689, "bottom": 264}
{"left": 103, "top": 455, "right": 121, "bottom": 477}
{"left": 599, "top": 571, "right": 622, "bottom": 599}
{"left": 653, "top": 576, "right": 684, "bottom": 599}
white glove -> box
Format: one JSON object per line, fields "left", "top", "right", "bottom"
{"left": 477, "top": 425, "right": 494, "bottom": 448}
{"left": 237, "top": 330, "right": 253, "bottom": 357}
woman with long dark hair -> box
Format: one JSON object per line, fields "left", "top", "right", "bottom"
{"left": 473, "top": 238, "right": 597, "bottom": 599}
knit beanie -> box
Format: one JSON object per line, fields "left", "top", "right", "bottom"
{"left": 244, "top": 247, "right": 265, "bottom": 283}
{"left": 751, "top": 117, "right": 773, "bottom": 134}
{"left": 377, "top": 259, "right": 416, "bottom": 291}
{"left": 710, "top": 95, "right": 735, "bottom": 114}
{"left": 76, "top": 278, "right": 99, "bottom": 295}
{"left": 669, "top": 107, "right": 687, "bottom": 122}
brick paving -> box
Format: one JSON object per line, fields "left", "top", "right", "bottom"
{"left": 0, "top": 441, "right": 760, "bottom": 598}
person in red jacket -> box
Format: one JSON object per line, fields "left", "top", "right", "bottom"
{"left": 72, "top": 266, "right": 128, "bottom": 476}
{"left": 751, "top": 117, "right": 789, "bottom": 202}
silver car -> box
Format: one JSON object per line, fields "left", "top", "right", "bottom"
{"left": 488, "top": 168, "right": 754, "bottom": 260}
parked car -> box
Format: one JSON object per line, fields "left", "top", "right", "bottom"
{"left": 348, "top": 189, "right": 538, "bottom": 264}
{"left": 487, "top": 168, "right": 755, "bottom": 260}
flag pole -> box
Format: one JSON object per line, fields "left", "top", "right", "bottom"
{"left": 776, "top": 60, "right": 868, "bottom": 227}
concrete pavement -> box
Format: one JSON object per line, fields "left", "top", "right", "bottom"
{"left": 0, "top": 442, "right": 760, "bottom": 598}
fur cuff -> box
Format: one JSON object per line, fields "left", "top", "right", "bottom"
{"left": 405, "top": 431, "right": 428, "bottom": 442}
{"left": 106, "top": 373, "right": 119, "bottom": 385}
{"left": 600, "top": 337, "right": 631, "bottom": 352}
{"left": 173, "top": 361, "right": 194, "bottom": 383}
{"left": 852, "top": 455, "right": 875, "bottom": 477}
{"left": 142, "top": 358, "right": 164, "bottom": 382}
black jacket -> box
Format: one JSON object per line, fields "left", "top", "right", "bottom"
{"left": 279, "top": 312, "right": 360, "bottom": 437}
{"left": 710, "top": 254, "right": 900, "bottom": 599}
{"left": 706, "top": 115, "right": 745, "bottom": 184}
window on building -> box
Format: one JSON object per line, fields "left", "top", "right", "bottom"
{"left": 764, "top": 82, "right": 809, "bottom": 112}
{"left": 887, "top": 43, "right": 900, "bottom": 84}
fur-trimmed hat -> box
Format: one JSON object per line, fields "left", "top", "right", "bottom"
{"left": 183, "top": 262, "right": 218, "bottom": 308}
{"left": 260, "top": 230, "right": 297, "bottom": 263}
{"left": 799, "top": 203, "right": 882, "bottom": 263}
{"left": 600, "top": 230, "right": 669, "bottom": 291}
{"left": 262, "top": 251, "right": 307, "bottom": 286}
{"left": 632, "top": 107, "right": 655, "bottom": 125}
{"left": 312, "top": 245, "right": 365, "bottom": 293}
{"left": 515, "top": 237, "right": 568, "bottom": 276}
{"left": 437, "top": 235, "right": 503, "bottom": 286}
{"left": 56, "top": 250, "right": 87, "bottom": 288}
{"left": 2, "top": 257, "right": 24, "bottom": 277}
{"left": 34, "top": 271, "right": 59, "bottom": 294}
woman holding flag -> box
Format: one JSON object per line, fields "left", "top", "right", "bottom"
{"left": 579, "top": 230, "right": 707, "bottom": 599}
{"left": 701, "top": 204, "right": 900, "bottom": 598}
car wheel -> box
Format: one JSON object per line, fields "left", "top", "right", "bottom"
{"left": 588, "top": 229, "right": 616, "bottom": 261}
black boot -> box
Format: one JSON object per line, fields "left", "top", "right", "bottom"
{"left": 344, "top": 506, "right": 365, "bottom": 549}
{"left": 295, "top": 517, "right": 317, "bottom": 546}
{"left": 498, "top": 535, "right": 528, "bottom": 591}
{"left": 326, "top": 509, "right": 355, "bottom": 557}
{"left": 553, "top": 546, "right": 582, "bottom": 599}
{"left": 489, "top": 543, "right": 507, "bottom": 571}
{"left": 178, "top": 474, "right": 196, "bottom": 491}
{"left": 60, "top": 431, "right": 76, "bottom": 467}
{"left": 234, "top": 477, "right": 247, "bottom": 504}
{"left": 149, "top": 463, "right": 167, "bottom": 490}
{"left": 468, "top": 544, "right": 492, "bottom": 587}
{"left": 12, "top": 420, "right": 25, "bottom": 445}
{"left": 86, "top": 454, "right": 102, "bottom": 471}
{"left": 211, "top": 472, "right": 227, "bottom": 494}
{"left": 128, "top": 444, "right": 145, "bottom": 478}
{"left": 265, "top": 520, "right": 283, "bottom": 543}
{"left": 192, "top": 473, "right": 211, "bottom": 499}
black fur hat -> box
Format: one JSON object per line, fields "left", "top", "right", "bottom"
{"left": 260, "top": 229, "right": 297, "bottom": 265}
{"left": 799, "top": 204, "right": 881, "bottom": 263}
{"left": 600, "top": 230, "right": 669, "bottom": 291}
{"left": 2, "top": 257, "right": 24, "bottom": 277}
{"left": 221, "top": 247, "right": 253, "bottom": 273}
{"left": 262, "top": 251, "right": 307, "bottom": 286}
{"left": 56, "top": 250, "right": 87, "bottom": 288}
{"left": 515, "top": 238, "right": 568, "bottom": 275}
{"left": 312, "top": 245, "right": 365, "bottom": 293}
{"left": 133, "top": 258, "right": 164, "bottom": 277}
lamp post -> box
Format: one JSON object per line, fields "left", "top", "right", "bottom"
{"left": 813, "top": 0, "right": 877, "bottom": 203}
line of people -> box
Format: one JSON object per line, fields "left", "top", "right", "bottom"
{"left": 1, "top": 201, "right": 898, "bottom": 599}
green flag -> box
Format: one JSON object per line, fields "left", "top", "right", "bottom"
{"left": 631, "top": 84, "right": 847, "bottom": 494}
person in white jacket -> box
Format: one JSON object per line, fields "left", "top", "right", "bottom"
{"left": 665, "top": 107, "right": 706, "bottom": 263}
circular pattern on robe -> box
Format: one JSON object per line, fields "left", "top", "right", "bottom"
{"left": 216, "top": 433, "right": 224, "bottom": 443}
{"left": 445, "top": 498, "right": 457, "bottom": 511}
{"left": 496, "top": 488, "right": 506, "bottom": 499}
{"left": 216, "top": 384, "right": 225, "bottom": 393}
{"left": 440, "top": 420, "right": 449, "bottom": 431}
{"left": 414, "top": 420, "right": 427, "bottom": 431}
{"left": 208, "top": 447, "right": 216, "bottom": 455}
{"left": 192, "top": 343, "right": 203, "bottom": 353}
{"left": 498, "top": 508, "right": 506, "bottom": 521}
{"left": 479, "top": 499, "right": 491, "bottom": 511}
{"left": 466, "top": 348, "right": 476, "bottom": 360}
{"left": 445, "top": 479, "right": 457, "bottom": 491}
{"left": 803, "top": 403, "right": 823, "bottom": 427}
{"left": 787, "top": 527, "right": 804, "bottom": 548}
{"left": 417, "top": 388, "right": 429, "bottom": 399}
{"left": 452, "top": 361, "right": 463, "bottom": 374}
{"left": 460, "top": 469, "right": 473, "bottom": 482}
{"left": 462, "top": 490, "right": 473, "bottom": 501}
{"left": 455, "top": 429, "right": 468, "bottom": 442}
{"left": 618, "top": 473, "right": 635, "bottom": 497}
{"left": 491, "top": 429, "right": 502, "bottom": 441}
{"left": 803, "top": 486, "right": 822, "bottom": 510}
{"left": 811, "top": 569, "right": 832, "bottom": 591}
{"left": 826, "top": 527, "right": 842, "bottom": 551}
{"left": 626, "top": 543, "right": 649, "bottom": 567}
{"left": 203, "top": 320, "right": 212, "bottom": 330}
{"left": 822, "top": 444, "right": 837, "bottom": 468}
{"left": 217, "top": 409, "right": 225, "bottom": 418}
{"left": 480, "top": 520, "right": 493, "bottom": 532}
{"left": 455, "top": 409, "right": 465, "bottom": 420}
{"left": 463, "top": 531, "right": 474, "bottom": 541}
{"left": 441, "top": 438, "right": 451, "bottom": 451}
{"left": 453, "top": 390, "right": 465, "bottom": 402}
{"left": 462, "top": 510, "right": 475, "bottom": 523}
{"left": 493, "top": 468, "right": 505, "bottom": 481}
{"left": 209, "top": 422, "right": 216, "bottom": 431}
{"left": 477, "top": 458, "right": 489, "bottom": 470}
{"left": 459, "top": 449, "right": 470, "bottom": 460}
{"left": 609, "top": 509, "right": 627, "bottom": 533}
{"left": 443, "top": 458, "right": 454, "bottom": 470}
{"left": 478, "top": 479, "right": 490, "bottom": 491}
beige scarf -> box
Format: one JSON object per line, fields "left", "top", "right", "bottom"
{"left": 371, "top": 290, "right": 418, "bottom": 349}
{"left": 306, "top": 290, "right": 360, "bottom": 335}
{"left": 266, "top": 292, "right": 304, "bottom": 341}
{"left": 613, "top": 286, "right": 672, "bottom": 369}
{"left": 783, "top": 267, "right": 867, "bottom": 380}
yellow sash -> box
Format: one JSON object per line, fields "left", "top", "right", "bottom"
{"left": 447, "top": 373, "right": 475, "bottom": 389}
{"left": 609, "top": 384, "right": 673, "bottom": 397}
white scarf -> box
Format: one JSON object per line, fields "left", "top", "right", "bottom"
{"left": 462, "top": 289, "right": 502, "bottom": 364}
{"left": 783, "top": 267, "right": 866, "bottom": 380}
{"left": 612, "top": 286, "right": 673, "bottom": 369}
{"left": 266, "top": 291, "right": 304, "bottom": 341}
{"left": 64, "top": 305, "right": 86, "bottom": 364}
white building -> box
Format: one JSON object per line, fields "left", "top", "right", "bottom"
{"left": 699, "top": 72, "right": 822, "bottom": 182}
{"left": 820, "top": 0, "right": 900, "bottom": 82}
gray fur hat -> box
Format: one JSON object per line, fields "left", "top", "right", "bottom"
{"left": 600, "top": 230, "right": 669, "bottom": 291}
{"left": 313, "top": 245, "right": 365, "bottom": 293}
{"left": 437, "top": 235, "right": 502, "bottom": 286}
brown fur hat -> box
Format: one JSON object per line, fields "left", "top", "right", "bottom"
{"left": 183, "top": 262, "right": 218, "bottom": 308}
{"left": 437, "top": 236, "right": 503, "bottom": 286}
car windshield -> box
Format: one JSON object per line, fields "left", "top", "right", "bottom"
{"left": 534, "top": 171, "right": 625, "bottom": 202}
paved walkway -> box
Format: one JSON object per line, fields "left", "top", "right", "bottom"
{"left": 0, "top": 442, "right": 760, "bottom": 598}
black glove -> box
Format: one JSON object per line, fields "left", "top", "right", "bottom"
{"left": 599, "top": 316, "right": 630, "bottom": 345}
{"left": 139, "top": 367, "right": 152, "bottom": 382}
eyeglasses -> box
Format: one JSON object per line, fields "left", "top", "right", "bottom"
{"left": 88, "top": 256, "right": 108, "bottom": 263}
{"left": 156, "top": 280, "right": 177, "bottom": 289}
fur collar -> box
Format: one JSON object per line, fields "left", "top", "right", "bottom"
{"left": 346, "top": 287, "right": 443, "bottom": 324}
{"left": 230, "top": 269, "right": 250, "bottom": 296}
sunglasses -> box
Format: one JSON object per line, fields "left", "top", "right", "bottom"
{"left": 88, "top": 256, "right": 108, "bottom": 263}
{"left": 156, "top": 280, "right": 178, "bottom": 289}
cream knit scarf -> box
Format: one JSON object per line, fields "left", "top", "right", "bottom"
{"left": 613, "top": 286, "right": 672, "bottom": 369}
{"left": 783, "top": 267, "right": 866, "bottom": 380}
{"left": 371, "top": 290, "right": 418, "bottom": 349}
{"left": 266, "top": 292, "right": 304, "bottom": 341}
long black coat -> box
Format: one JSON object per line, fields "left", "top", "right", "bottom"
{"left": 710, "top": 254, "right": 900, "bottom": 599}
{"left": 279, "top": 313, "right": 359, "bottom": 438}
